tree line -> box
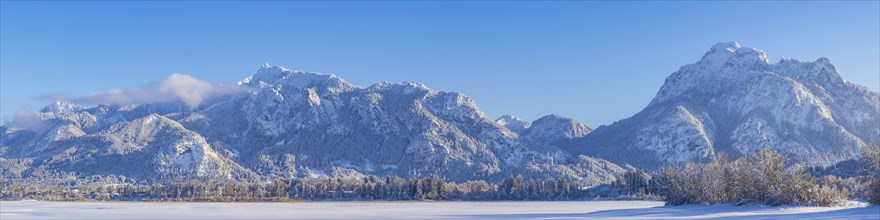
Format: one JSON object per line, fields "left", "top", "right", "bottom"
{"left": 0, "top": 175, "right": 590, "bottom": 202}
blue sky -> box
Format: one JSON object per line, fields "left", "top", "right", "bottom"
{"left": 1, "top": 1, "right": 878, "bottom": 127}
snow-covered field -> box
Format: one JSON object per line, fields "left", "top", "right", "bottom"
{"left": 0, "top": 200, "right": 877, "bottom": 219}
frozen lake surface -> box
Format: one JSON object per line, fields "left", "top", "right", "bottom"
{"left": 1, "top": 200, "right": 877, "bottom": 219}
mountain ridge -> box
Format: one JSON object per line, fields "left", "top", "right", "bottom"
{"left": 568, "top": 42, "right": 879, "bottom": 169}
{"left": 1, "top": 65, "right": 621, "bottom": 184}
{"left": 2, "top": 42, "right": 877, "bottom": 184}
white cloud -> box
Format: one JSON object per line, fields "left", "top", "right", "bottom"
{"left": 74, "top": 73, "right": 247, "bottom": 109}
{"left": 6, "top": 108, "right": 48, "bottom": 131}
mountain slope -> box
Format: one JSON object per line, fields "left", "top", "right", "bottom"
{"left": 1, "top": 65, "right": 626, "bottom": 184}
{"left": 496, "top": 115, "right": 530, "bottom": 134}
{"left": 0, "top": 105, "right": 251, "bottom": 181}
{"left": 570, "top": 42, "right": 880, "bottom": 168}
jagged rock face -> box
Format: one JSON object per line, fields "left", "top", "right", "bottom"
{"left": 496, "top": 114, "right": 593, "bottom": 147}
{"left": 496, "top": 115, "right": 530, "bottom": 134}
{"left": 573, "top": 42, "right": 880, "bottom": 168}
{"left": 0, "top": 65, "right": 625, "bottom": 184}
{"left": 225, "top": 67, "right": 620, "bottom": 181}
{"left": 0, "top": 105, "right": 249, "bottom": 180}
{"left": 522, "top": 115, "right": 592, "bottom": 144}
{"left": 191, "top": 65, "right": 517, "bottom": 180}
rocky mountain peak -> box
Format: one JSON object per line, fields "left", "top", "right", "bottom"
{"left": 699, "top": 41, "right": 770, "bottom": 67}
{"left": 496, "top": 114, "right": 530, "bottom": 133}
{"left": 40, "top": 101, "right": 84, "bottom": 114}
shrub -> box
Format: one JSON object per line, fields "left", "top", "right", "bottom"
{"left": 812, "top": 185, "right": 849, "bottom": 206}
{"left": 656, "top": 148, "right": 848, "bottom": 206}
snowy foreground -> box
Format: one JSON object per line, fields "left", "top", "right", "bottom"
{"left": 0, "top": 201, "right": 877, "bottom": 219}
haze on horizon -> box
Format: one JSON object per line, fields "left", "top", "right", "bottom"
{"left": 1, "top": 1, "right": 878, "bottom": 127}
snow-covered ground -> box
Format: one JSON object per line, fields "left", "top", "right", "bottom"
{"left": 0, "top": 201, "right": 877, "bottom": 219}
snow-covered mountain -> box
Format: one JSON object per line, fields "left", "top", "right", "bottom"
{"left": 1, "top": 103, "right": 253, "bottom": 181}
{"left": 1, "top": 64, "right": 625, "bottom": 184}
{"left": 495, "top": 114, "right": 591, "bottom": 145}
{"left": 521, "top": 115, "right": 592, "bottom": 144}
{"left": 3, "top": 42, "right": 875, "bottom": 182}
{"left": 496, "top": 115, "right": 530, "bottom": 134}
{"left": 569, "top": 42, "right": 880, "bottom": 168}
